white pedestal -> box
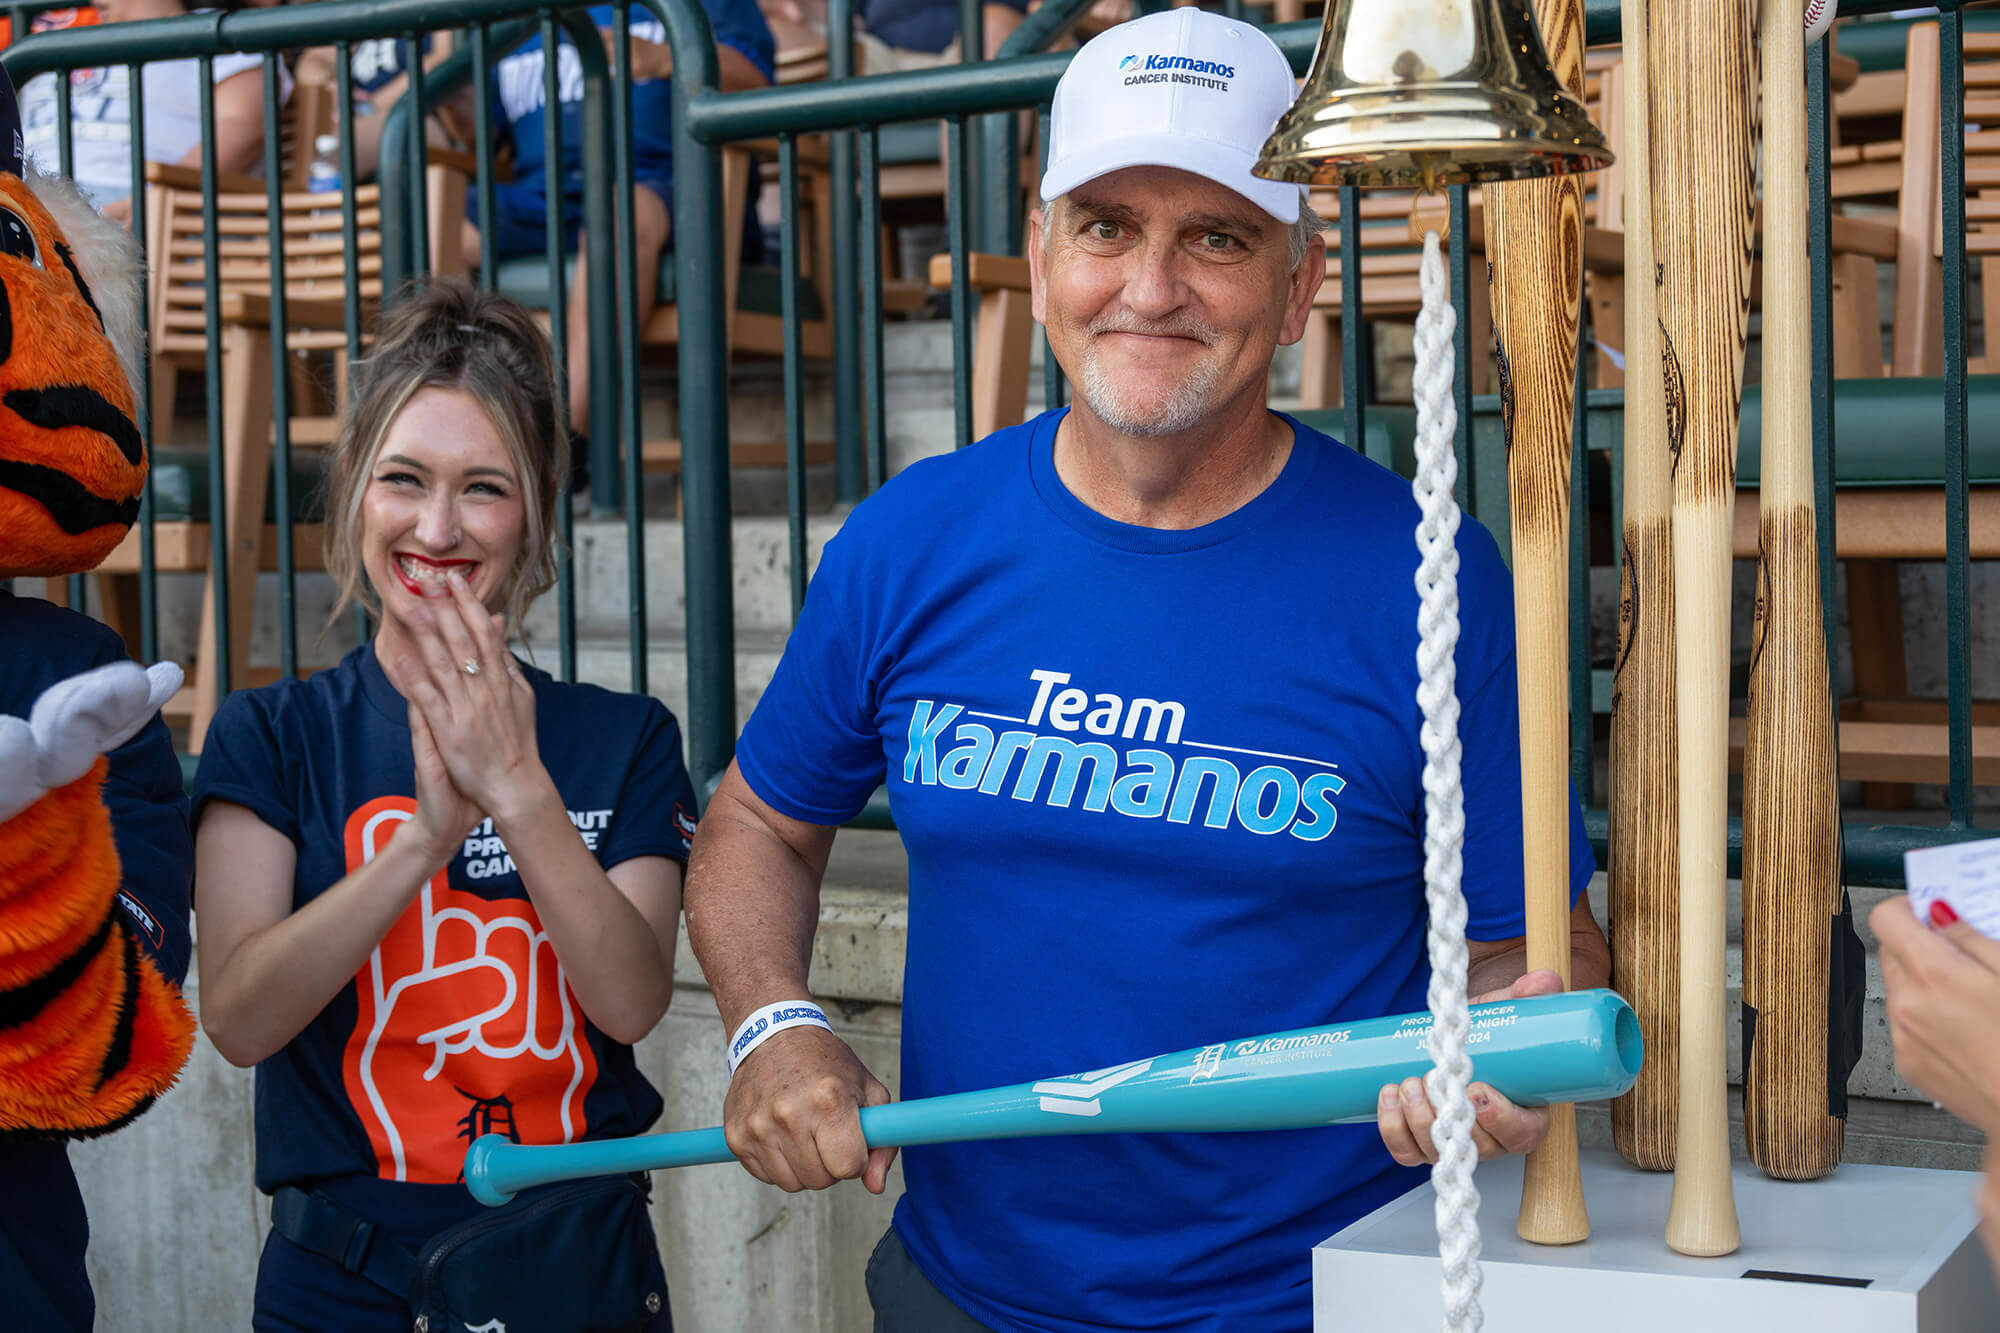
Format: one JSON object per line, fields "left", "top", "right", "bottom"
{"left": 1313, "top": 1150, "right": 1995, "bottom": 1331}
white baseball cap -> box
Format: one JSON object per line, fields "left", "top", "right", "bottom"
{"left": 1040, "top": 8, "right": 1303, "bottom": 225}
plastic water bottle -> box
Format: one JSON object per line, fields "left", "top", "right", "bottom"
{"left": 307, "top": 134, "right": 340, "bottom": 240}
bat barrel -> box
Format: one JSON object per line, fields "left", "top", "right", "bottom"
{"left": 463, "top": 991, "right": 1642, "bottom": 1206}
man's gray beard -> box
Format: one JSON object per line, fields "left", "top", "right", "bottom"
{"left": 1074, "top": 334, "right": 1225, "bottom": 438}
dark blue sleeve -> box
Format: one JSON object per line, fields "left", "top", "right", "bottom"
{"left": 0, "top": 600, "right": 194, "bottom": 983}
{"left": 103, "top": 713, "right": 195, "bottom": 986}
{"left": 191, "top": 689, "right": 303, "bottom": 849}
{"left": 597, "top": 701, "right": 701, "bottom": 868}
{"left": 734, "top": 528, "right": 887, "bottom": 826}
{"left": 1450, "top": 520, "right": 1596, "bottom": 943}
{"left": 700, "top": 0, "right": 775, "bottom": 83}
{"left": 52, "top": 622, "right": 197, "bottom": 988}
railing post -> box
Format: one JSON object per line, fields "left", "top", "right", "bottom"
{"left": 655, "top": 0, "right": 735, "bottom": 796}
{"left": 827, "top": 0, "right": 864, "bottom": 502}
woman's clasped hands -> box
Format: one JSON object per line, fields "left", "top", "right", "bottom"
{"left": 386, "top": 569, "right": 551, "bottom": 864}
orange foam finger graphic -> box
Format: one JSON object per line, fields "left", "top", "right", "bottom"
{"left": 341, "top": 798, "right": 598, "bottom": 1183}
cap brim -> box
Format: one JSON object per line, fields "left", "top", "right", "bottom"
{"left": 1039, "top": 136, "right": 1300, "bottom": 225}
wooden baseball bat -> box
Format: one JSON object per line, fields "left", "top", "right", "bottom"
{"left": 1740, "top": 0, "right": 1844, "bottom": 1182}
{"left": 1656, "top": 0, "right": 1757, "bottom": 1258}
{"left": 463, "top": 991, "right": 1644, "bottom": 1206}
{"left": 1484, "top": 0, "right": 1592, "bottom": 1246}
{"left": 1609, "top": 0, "right": 1683, "bottom": 1175}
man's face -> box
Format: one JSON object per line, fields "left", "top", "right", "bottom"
{"left": 1030, "top": 165, "right": 1322, "bottom": 440}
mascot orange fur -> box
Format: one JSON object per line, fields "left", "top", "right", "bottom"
{"left": 0, "top": 61, "right": 196, "bottom": 1330}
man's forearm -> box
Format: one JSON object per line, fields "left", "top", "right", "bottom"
{"left": 684, "top": 781, "right": 830, "bottom": 1033}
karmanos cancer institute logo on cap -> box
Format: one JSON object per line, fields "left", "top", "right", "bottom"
{"left": 1117, "top": 52, "right": 1237, "bottom": 89}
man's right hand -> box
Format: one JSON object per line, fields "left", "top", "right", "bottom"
{"left": 723, "top": 1024, "right": 897, "bottom": 1194}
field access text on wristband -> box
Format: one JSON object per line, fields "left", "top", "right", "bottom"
{"left": 727, "top": 1000, "right": 832, "bottom": 1075}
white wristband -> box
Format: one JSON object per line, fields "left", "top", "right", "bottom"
{"left": 727, "top": 1000, "right": 831, "bottom": 1075}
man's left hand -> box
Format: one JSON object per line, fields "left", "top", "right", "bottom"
{"left": 1374, "top": 969, "right": 1564, "bottom": 1167}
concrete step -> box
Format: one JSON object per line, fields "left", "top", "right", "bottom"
{"left": 526, "top": 512, "right": 846, "bottom": 642}
{"left": 564, "top": 625, "right": 790, "bottom": 736}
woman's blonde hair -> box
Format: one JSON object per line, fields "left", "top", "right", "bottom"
{"left": 321, "top": 278, "right": 567, "bottom": 642}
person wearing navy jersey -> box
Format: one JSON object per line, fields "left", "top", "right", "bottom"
{"left": 683, "top": 10, "right": 1610, "bottom": 1332}
{"left": 461, "top": 0, "right": 774, "bottom": 442}
{"left": 192, "top": 280, "right": 698, "bottom": 1331}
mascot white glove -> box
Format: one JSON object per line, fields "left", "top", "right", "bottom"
{"left": 0, "top": 660, "right": 183, "bottom": 821}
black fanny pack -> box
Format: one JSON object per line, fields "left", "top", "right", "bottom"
{"left": 272, "top": 1172, "right": 671, "bottom": 1332}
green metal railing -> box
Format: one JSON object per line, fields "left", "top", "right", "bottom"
{"left": 3, "top": 0, "right": 1988, "bottom": 889}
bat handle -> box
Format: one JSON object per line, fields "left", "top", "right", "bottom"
{"left": 465, "top": 1126, "right": 735, "bottom": 1206}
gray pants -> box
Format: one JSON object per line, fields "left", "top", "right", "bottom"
{"left": 865, "top": 1226, "right": 995, "bottom": 1333}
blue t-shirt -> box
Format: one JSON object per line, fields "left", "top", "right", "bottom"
{"left": 858, "top": 0, "right": 1028, "bottom": 56}
{"left": 734, "top": 411, "right": 1595, "bottom": 1333}
{"left": 493, "top": 1, "right": 775, "bottom": 190}
{"left": 0, "top": 591, "right": 193, "bottom": 1333}
{"left": 192, "top": 644, "right": 698, "bottom": 1223}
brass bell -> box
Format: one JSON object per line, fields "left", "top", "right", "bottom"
{"left": 1255, "top": 0, "right": 1612, "bottom": 188}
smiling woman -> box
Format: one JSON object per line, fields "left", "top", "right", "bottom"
{"left": 186, "top": 280, "right": 692, "bottom": 1332}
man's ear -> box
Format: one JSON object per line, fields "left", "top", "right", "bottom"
{"left": 1277, "top": 229, "right": 1327, "bottom": 348}
{"left": 1028, "top": 206, "right": 1049, "bottom": 327}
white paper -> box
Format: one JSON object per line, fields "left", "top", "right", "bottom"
{"left": 1903, "top": 837, "right": 2000, "bottom": 940}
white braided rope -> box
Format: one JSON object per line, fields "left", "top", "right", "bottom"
{"left": 1410, "top": 228, "right": 1482, "bottom": 1332}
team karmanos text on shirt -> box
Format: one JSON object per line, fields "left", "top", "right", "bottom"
{"left": 903, "top": 666, "right": 1347, "bottom": 839}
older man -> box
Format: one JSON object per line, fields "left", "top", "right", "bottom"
{"left": 684, "top": 10, "right": 1609, "bottom": 1331}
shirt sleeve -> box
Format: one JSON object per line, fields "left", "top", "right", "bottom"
{"left": 56, "top": 631, "right": 196, "bottom": 987}
{"left": 1450, "top": 522, "right": 1596, "bottom": 943}
{"left": 102, "top": 713, "right": 194, "bottom": 986}
{"left": 191, "top": 690, "right": 302, "bottom": 849}
{"left": 597, "top": 701, "right": 702, "bottom": 869}
{"left": 702, "top": 0, "right": 777, "bottom": 84}
{"left": 733, "top": 527, "right": 889, "bottom": 826}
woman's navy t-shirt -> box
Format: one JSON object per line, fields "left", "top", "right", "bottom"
{"left": 192, "top": 644, "right": 697, "bottom": 1217}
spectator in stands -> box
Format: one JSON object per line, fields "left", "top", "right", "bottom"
{"left": 19, "top": 0, "right": 291, "bottom": 222}
{"left": 461, "top": 2, "right": 775, "bottom": 452}
{"left": 294, "top": 34, "right": 459, "bottom": 183}
{"left": 854, "top": 0, "right": 1027, "bottom": 70}
{"left": 775, "top": 0, "right": 1139, "bottom": 69}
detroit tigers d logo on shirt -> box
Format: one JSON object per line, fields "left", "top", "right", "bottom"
{"left": 338, "top": 797, "right": 599, "bottom": 1184}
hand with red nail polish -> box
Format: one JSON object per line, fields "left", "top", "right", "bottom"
{"left": 1870, "top": 894, "right": 2000, "bottom": 1136}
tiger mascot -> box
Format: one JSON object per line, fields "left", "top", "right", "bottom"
{"left": 0, "top": 63, "right": 197, "bottom": 1331}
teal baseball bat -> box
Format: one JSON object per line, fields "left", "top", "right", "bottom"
{"left": 464, "top": 989, "right": 1641, "bottom": 1206}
